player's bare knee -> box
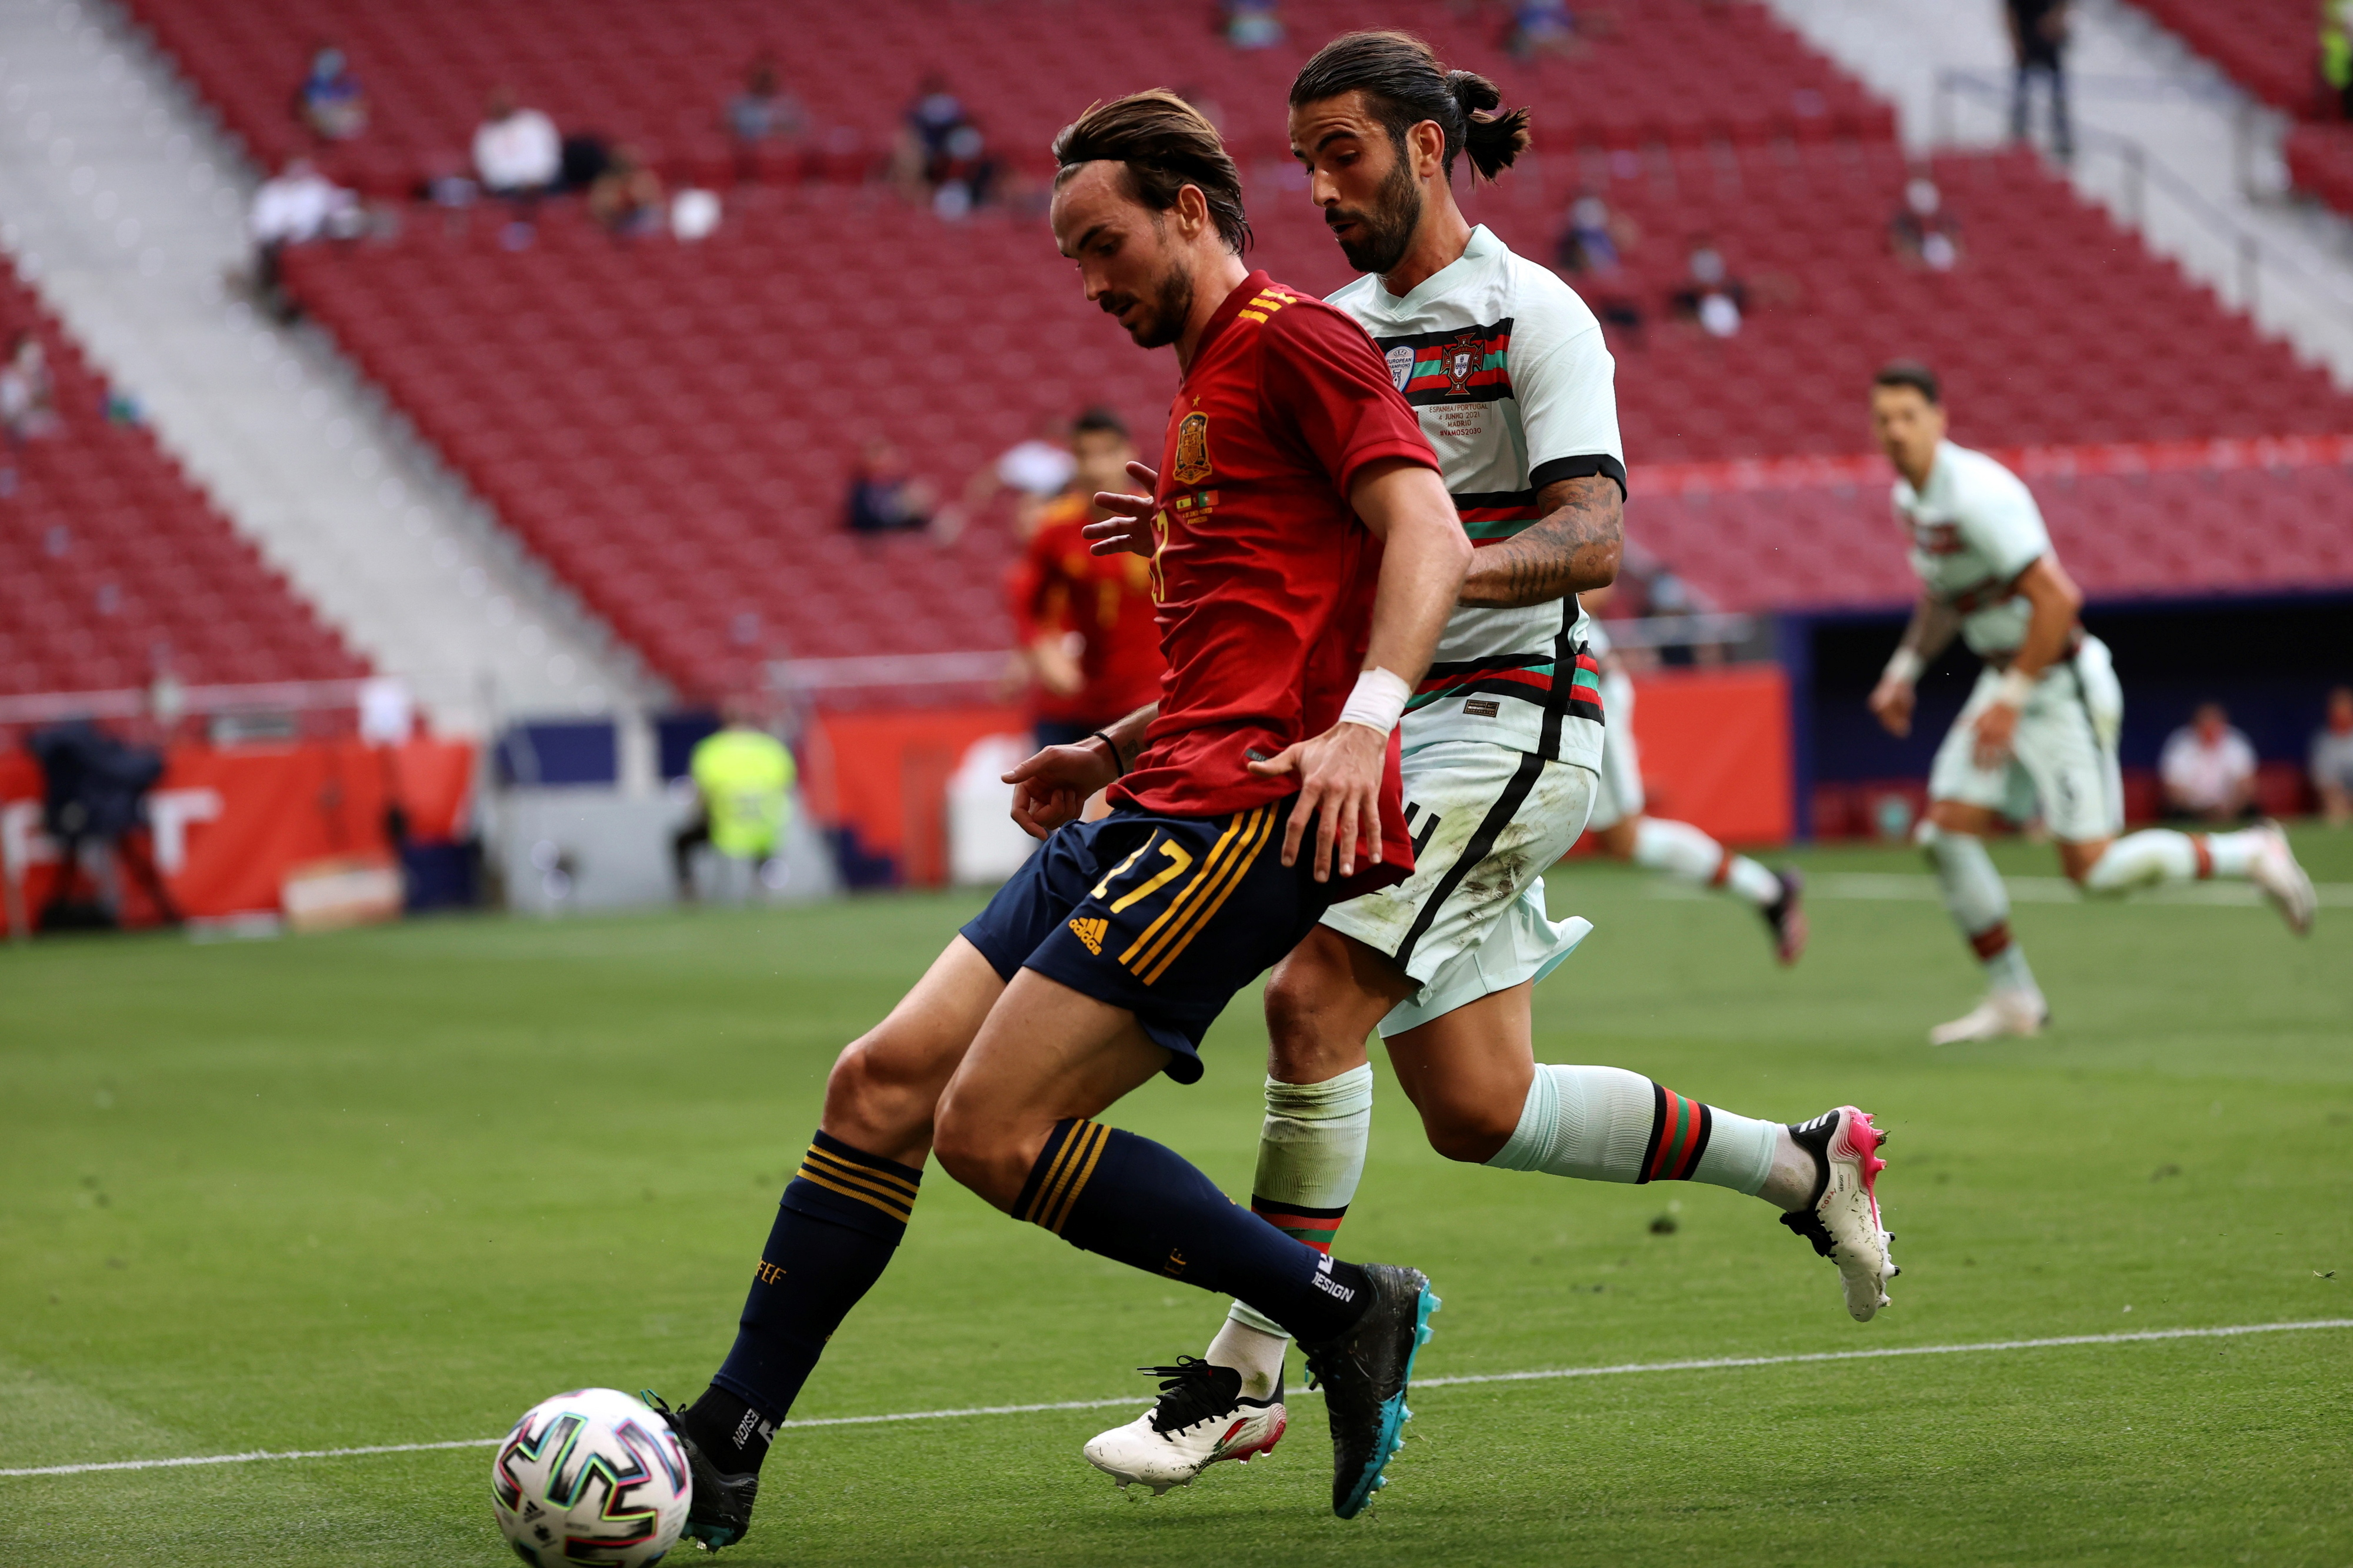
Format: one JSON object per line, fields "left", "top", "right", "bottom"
{"left": 928, "top": 1104, "right": 1028, "bottom": 1209}
{"left": 1421, "top": 1099, "right": 1516, "bottom": 1164}
{"left": 1262, "top": 974, "right": 1362, "bottom": 1083}
{"left": 821, "top": 1034, "right": 932, "bottom": 1155}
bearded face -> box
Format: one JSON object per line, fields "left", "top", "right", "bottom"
{"left": 1096, "top": 246, "right": 1197, "bottom": 350}
{"left": 1324, "top": 137, "right": 1423, "bottom": 276}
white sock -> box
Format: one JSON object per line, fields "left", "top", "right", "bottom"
{"left": 1634, "top": 818, "right": 1781, "bottom": 908}
{"left": 1484, "top": 1065, "right": 1778, "bottom": 1195}
{"left": 1921, "top": 824, "right": 2039, "bottom": 995}
{"left": 1215, "top": 1064, "right": 1373, "bottom": 1393}
{"left": 2084, "top": 828, "right": 2259, "bottom": 895}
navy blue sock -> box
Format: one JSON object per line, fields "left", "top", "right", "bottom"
{"left": 699, "top": 1130, "right": 920, "bottom": 1470}
{"left": 1012, "top": 1119, "right": 1372, "bottom": 1343}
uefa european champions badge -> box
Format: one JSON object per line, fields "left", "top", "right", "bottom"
{"left": 1172, "top": 411, "right": 1214, "bottom": 486}
{"left": 1385, "top": 344, "right": 1415, "bottom": 393}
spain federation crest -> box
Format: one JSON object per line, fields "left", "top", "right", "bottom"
{"left": 1172, "top": 411, "right": 1213, "bottom": 486}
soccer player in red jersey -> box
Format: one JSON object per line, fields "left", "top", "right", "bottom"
{"left": 644, "top": 91, "right": 1472, "bottom": 1544}
{"left": 1005, "top": 407, "right": 1166, "bottom": 752}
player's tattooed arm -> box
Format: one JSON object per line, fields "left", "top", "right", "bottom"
{"left": 1457, "top": 474, "right": 1624, "bottom": 609}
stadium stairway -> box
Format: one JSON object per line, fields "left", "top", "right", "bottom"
{"left": 1765, "top": 0, "right": 2353, "bottom": 387}
{"left": 0, "top": 0, "right": 662, "bottom": 733}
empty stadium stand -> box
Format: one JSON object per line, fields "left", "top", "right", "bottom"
{"left": 2128, "top": 0, "right": 2320, "bottom": 119}
{"left": 129, "top": 0, "right": 1889, "bottom": 194}
{"left": 115, "top": 0, "right": 2353, "bottom": 705}
{"left": 0, "top": 274, "right": 365, "bottom": 704}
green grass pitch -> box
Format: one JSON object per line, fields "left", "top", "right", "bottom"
{"left": 4, "top": 832, "right": 2350, "bottom": 1566}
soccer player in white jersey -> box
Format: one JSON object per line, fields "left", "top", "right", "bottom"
{"left": 1578, "top": 599, "right": 1808, "bottom": 963}
{"left": 1074, "top": 33, "right": 1896, "bottom": 1497}
{"left": 1867, "top": 363, "right": 2316, "bottom": 1045}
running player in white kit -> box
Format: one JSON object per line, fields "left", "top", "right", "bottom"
{"left": 1074, "top": 34, "right": 1898, "bottom": 1497}
{"left": 1577, "top": 598, "right": 1808, "bottom": 963}
{"left": 1867, "top": 363, "right": 2316, "bottom": 1045}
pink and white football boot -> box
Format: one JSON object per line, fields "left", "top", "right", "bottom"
{"left": 1778, "top": 1107, "right": 1898, "bottom": 1322}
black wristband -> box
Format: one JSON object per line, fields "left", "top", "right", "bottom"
{"left": 1089, "top": 730, "right": 1125, "bottom": 776}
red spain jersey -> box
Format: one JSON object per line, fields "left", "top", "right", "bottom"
{"left": 1112, "top": 270, "right": 1442, "bottom": 888}
{"left": 1006, "top": 493, "right": 1168, "bottom": 728}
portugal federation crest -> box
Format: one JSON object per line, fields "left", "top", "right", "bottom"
{"left": 1172, "top": 411, "right": 1213, "bottom": 486}
{"left": 1443, "top": 332, "right": 1482, "bottom": 393}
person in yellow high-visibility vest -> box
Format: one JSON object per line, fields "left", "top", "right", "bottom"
{"left": 674, "top": 712, "right": 795, "bottom": 900}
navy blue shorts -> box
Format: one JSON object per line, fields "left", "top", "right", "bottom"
{"left": 959, "top": 800, "right": 1334, "bottom": 1083}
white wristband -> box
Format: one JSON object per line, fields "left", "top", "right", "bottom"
{"left": 1995, "top": 667, "right": 2036, "bottom": 708}
{"left": 1338, "top": 666, "right": 1411, "bottom": 735}
{"left": 1882, "top": 648, "right": 1923, "bottom": 686}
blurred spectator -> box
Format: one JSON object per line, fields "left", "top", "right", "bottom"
{"left": 1555, "top": 191, "right": 1645, "bottom": 340}
{"left": 1555, "top": 191, "right": 1625, "bottom": 275}
{"left": 248, "top": 157, "right": 361, "bottom": 315}
{"left": 728, "top": 54, "right": 806, "bottom": 182}
{"left": 1890, "top": 175, "right": 1960, "bottom": 271}
{"left": 295, "top": 45, "right": 368, "bottom": 141}
{"left": 2005, "top": 0, "right": 2072, "bottom": 160}
{"left": 2161, "top": 702, "right": 2257, "bottom": 822}
{"left": 728, "top": 55, "right": 805, "bottom": 146}
{"left": 2326, "top": 0, "right": 2353, "bottom": 118}
{"left": 588, "top": 146, "right": 664, "bottom": 236}
{"left": 674, "top": 702, "right": 796, "bottom": 901}
{"left": 1504, "top": 0, "right": 1607, "bottom": 59}
{"left": 906, "top": 76, "right": 967, "bottom": 165}
{"left": 2312, "top": 685, "right": 2353, "bottom": 825}
{"left": 0, "top": 332, "right": 61, "bottom": 446}
{"left": 1005, "top": 409, "right": 1166, "bottom": 754}
{"left": 474, "top": 89, "right": 562, "bottom": 200}
{"left": 950, "top": 413, "right": 1078, "bottom": 539}
{"left": 1225, "top": 0, "right": 1287, "bottom": 49}
{"left": 844, "top": 440, "right": 940, "bottom": 536}
{"left": 1672, "top": 236, "right": 1744, "bottom": 337}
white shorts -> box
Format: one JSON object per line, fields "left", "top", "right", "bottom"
{"left": 1584, "top": 668, "right": 1645, "bottom": 832}
{"left": 1929, "top": 633, "right": 2124, "bottom": 843}
{"left": 1318, "top": 739, "right": 1597, "bottom": 1038}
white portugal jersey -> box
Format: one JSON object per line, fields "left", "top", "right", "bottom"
{"left": 1328, "top": 225, "right": 1622, "bottom": 774}
{"left": 1891, "top": 439, "right": 2052, "bottom": 658}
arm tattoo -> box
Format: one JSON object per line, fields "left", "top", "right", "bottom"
{"left": 1458, "top": 475, "right": 1625, "bottom": 609}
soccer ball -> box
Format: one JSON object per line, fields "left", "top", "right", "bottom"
{"left": 490, "top": 1388, "right": 692, "bottom": 1567}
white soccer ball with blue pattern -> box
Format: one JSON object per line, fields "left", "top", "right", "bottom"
{"left": 490, "top": 1387, "right": 692, "bottom": 1567}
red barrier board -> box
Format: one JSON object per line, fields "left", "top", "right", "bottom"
{"left": 1605, "top": 664, "right": 1793, "bottom": 848}
{"left": 804, "top": 664, "right": 1794, "bottom": 876}
{"left": 1, "top": 738, "right": 474, "bottom": 930}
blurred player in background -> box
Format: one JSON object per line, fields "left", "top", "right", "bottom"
{"left": 1578, "top": 586, "right": 1807, "bottom": 962}
{"left": 1005, "top": 406, "right": 1166, "bottom": 758}
{"left": 1867, "top": 362, "right": 2315, "bottom": 1046}
{"left": 1077, "top": 34, "right": 1894, "bottom": 1499}
{"left": 648, "top": 91, "right": 1469, "bottom": 1544}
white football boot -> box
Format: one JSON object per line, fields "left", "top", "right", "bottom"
{"left": 1778, "top": 1106, "right": 1898, "bottom": 1322}
{"left": 1081, "top": 1359, "right": 1287, "bottom": 1496}
{"left": 2247, "top": 822, "right": 2317, "bottom": 936}
{"left": 1928, "top": 987, "right": 2049, "bottom": 1046}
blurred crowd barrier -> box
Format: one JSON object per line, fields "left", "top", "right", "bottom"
{"left": 0, "top": 737, "right": 472, "bottom": 933}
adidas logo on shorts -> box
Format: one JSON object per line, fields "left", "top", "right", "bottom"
{"left": 1068, "top": 917, "right": 1108, "bottom": 955}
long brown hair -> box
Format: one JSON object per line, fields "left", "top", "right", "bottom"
{"left": 1051, "top": 90, "right": 1251, "bottom": 253}
{"left": 1291, "top": 31, "right": 1531, "bottom": 182}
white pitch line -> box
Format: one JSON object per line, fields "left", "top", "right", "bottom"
{"left": 6, "top": 1318, "right": 2347, "bottom": 1480}
{"left": 1766, "top": 873, "right": 2353, "bottom": 908}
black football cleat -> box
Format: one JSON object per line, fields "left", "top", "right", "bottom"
{"left": 641, "top": 1390, "right": 759, "bottom": 1552}
{"left": 1298, "top": 1263, "right": 1439, "bottom": 1519}
{"left": 1762, "top": 866, "right": 1808, "bottom": 965}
